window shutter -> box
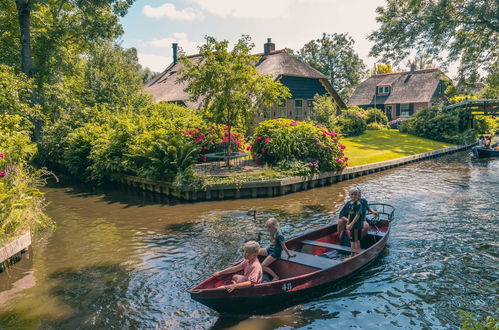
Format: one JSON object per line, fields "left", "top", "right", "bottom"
{"left": 396, "top": 104, "right": 400, "bottom": 116}
{"left": 409, "top": 103, "right": 414, "bottom": 115}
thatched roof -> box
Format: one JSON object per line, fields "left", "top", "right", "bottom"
{"left": 348, "top": 68, "right": 446, "bottom": 106}
{"left": 145, "top": 50, "right": 345, "bottom": 108}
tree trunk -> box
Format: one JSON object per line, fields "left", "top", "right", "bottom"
{"left": 15, "top": 0, "right": 33, "bottom": 77}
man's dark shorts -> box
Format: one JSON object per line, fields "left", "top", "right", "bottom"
{"left": 350, "top": 229, "right": 361, "bottom": 242}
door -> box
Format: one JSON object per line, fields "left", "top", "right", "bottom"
{"left": 385, "top": 105, "right": 393, "bottom": 121}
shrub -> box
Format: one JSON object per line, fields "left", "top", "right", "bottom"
{"left": 398, "top": 118, "right": 416, "bottom": 133}
{"left": 367, "top": 122, "right": 388, "bottom": 130}
{"left": 401, "top": 105, "right": 478, "bottom": 144}
{"left": 388, "top": 118, "right": 408, "bottom": 129}
{"left": 0, "top": 115, "right": 53, "bottom": 244}
{"left": 365, "top": 108, "right": 388, "bottom": 125}
{"left": 474, "top": 116, "right": 498, "bottom": 135}
{"left": 334, "top": 106, "right": 367, "bottom": 137}
{"left": 251, "top": 119, "right": 348, "bottom": 173}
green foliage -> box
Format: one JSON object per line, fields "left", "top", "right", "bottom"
{"left": 459, "top": 310, "right": 499, "bottom": 329}
{"left": 0, "top": 64, "right": 42, "bottom": 130}
{"left": 369, "top": 0, "right": 498, "bottom": 85}
{"left": 367, "top": 122, "right": 388, "bottom": 130}
{"left": 309, "top": 94, "right": 339, "bottom": 130}
{"left": 335, "top": 106, "right": 367, "bottom": 137}
{"left": 0, "top": 115, "right": 53, "bottom": 244}
{"left": 372, "top": 63, "right": 393, "bottom": 74}
{"left": 298, "top": 33, "right": 366, "bottom": 101}
{"left": 365, "top": 108, "right": 388, "bottom": 125}
{"left": 178, "top": 35, "right": 290, "bottom": 135}
{"left": 474, "top": 116, "right": 498, "bottom": 135}
{"left": 399, "top": 105, "right": 478, "bottom": 144}
{"left": 251, "top": 119, "right": 347, "bottom": 174}
{"left": 127, "top": 132, "right": 198, "bottom": 187}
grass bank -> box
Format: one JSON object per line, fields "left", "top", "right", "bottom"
{"left": 342, "top": 130, "right": 453, "bottom": 166}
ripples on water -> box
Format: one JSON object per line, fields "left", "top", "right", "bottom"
{"left": 0, "top": 152, "right": 497, "bottom": 329}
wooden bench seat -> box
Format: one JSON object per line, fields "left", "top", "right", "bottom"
{"left": 279, "top": 250, "right": 340, "bottom": 270}
{"left": 302, "top": 240, "right": 364, "bottom": 254}
{"left": 368, "top": 230, "right": 387, "bottom": 237}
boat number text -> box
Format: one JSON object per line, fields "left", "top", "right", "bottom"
{"left": 282, "top": 283, "right": 292, "bottom": 291}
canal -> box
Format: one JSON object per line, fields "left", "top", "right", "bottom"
{"left": 0, "top": 151, "right": 497, "bottom": 329}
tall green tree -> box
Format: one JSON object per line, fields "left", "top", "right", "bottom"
{"left": 369, "top": 0, "right": 499, "bottom": 85}
{"left": 1, "top": 0, "right": 135, "bottom": 106}
{"left": 178, "top": 35, "right": 290, "bottom": 160}
{"left": 298, "top": 33, "right": 366, "bottom": 102}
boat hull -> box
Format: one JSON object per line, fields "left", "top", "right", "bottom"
{"left": 189, "top": 223, "right": 390, "bottom": 314}
{"left": 191, "top": 242, "right": 386, "bottom": 314}
{"left": 472, "top": 146, "right": 499, "bottom": 158}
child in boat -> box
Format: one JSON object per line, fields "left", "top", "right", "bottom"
{"left": 339, "top": 188, "right": 369, "bottom": 251}
{"left": 337, "top": 188, "right": 378, "bottom": 245}
{"left": 258, "top": 217, "right": 296, "bottom": 281}
{"left": 213, "top": 240, "right": 263, "bottom": 292}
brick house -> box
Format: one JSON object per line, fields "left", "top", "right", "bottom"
{"left": 348, "top": 68, "right": 449, "bottom": 120}
{"left": 145, "top": 39, "right": 345, "bottom": 121}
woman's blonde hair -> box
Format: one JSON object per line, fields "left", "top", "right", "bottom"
{"left": 266, "top": 217, "right": 280, "bottom": 230}
{"left": 243, "top": 241, "right": 260, "bottom": 255}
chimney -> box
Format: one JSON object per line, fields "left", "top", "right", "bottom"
{"left": 410, "top": 63, "right": 416, "bottom": 72}
{"left": 264, "top": 38, "right": 275, "bottom": 55}
{"left": 172, "top": 43, "right": 178, "bottom": 65}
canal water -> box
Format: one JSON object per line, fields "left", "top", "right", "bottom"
{"left": 0, "top": 151, "right": 497, "bottom": 329}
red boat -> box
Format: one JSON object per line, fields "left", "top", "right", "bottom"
{"left": 188, "top": 203, "right": 395, "bottom": 314}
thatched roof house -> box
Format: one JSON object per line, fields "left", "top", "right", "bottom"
{"left": 145, "top": 39, "right": 346, "bottom": 121}
{"left": 348, "top": 68, "right": 449, "bottom": 120}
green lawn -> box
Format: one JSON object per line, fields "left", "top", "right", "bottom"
{"left": 342, "top": 130, "right": 453, "bottom": 166}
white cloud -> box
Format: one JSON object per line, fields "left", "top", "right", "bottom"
{"left": 137, "top": 53, "right": 171, "bottom": 72}
{"left": 144, "top": 33, "right": 202, "bottom": 56}
{"left": 187, "top": 0, "right": 329, "bottom": 19}
{"left": 143, "top": 3, "right": 203, "bottom": 21}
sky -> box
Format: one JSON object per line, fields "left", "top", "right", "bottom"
{"left": 119, "top": 0, "right": 458, "bottom": 77}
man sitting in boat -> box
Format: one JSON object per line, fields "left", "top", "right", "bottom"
{"left": 337, "top": 188, "right": 378, "bottom": 246}
{"left": 212, "top": 241, "right": 263, "bottom": 292}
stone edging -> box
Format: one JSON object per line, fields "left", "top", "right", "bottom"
{"left": 114, "top": 143, "right": 475, "bottom": 202}
{"left": 0, "top": 231, "right": 31, "bottom": 264}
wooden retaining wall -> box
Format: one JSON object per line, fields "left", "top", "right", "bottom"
{"left": 114, "top": 144, "right": 474, "bottom": 202}
{"left": 0, "top": 231, "right": 31, "bottom": 269}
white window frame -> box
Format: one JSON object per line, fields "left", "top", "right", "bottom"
{"left": 400, "top": 104, "right": 410, "bottom": 117}
{"left": 377, "top": 86, "right": 390, "bottom": 94}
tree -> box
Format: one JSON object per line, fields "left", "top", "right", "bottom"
{"left": 298, "top": 33, "right": 366, "bottom": 101}
{"left": 2, "top": 0, "right": 135, "bottom": 107}
{"left": 310, "top": 94, "right": 339, "bottom": 130}
{"left": 371, "top": 63, "right": 393, "bottom": 75}
{"left": 369, "top": 0, "right": 499, "bottom": 85}
{"left": 178, "top": 35, "right": 290, "bottom": 163}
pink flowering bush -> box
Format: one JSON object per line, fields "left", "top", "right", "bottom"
{"left": 251, "top": 119, "right": 348, "bottom": 173}
{"left": 335, "top": 106, "right": 367, "bottom": 137}
{"left": 182, "top": 124, "right": 248, "bottom": 162}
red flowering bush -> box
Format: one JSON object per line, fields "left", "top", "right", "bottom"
{"left": 251, "top": 119, "right": 348, "bottom": 173}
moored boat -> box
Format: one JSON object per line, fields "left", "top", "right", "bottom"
{"left": 188, "top": 203, "right": 395, "bottom": 314}
{"left": 472, "top": 146, "right": 499, "bottom": 158}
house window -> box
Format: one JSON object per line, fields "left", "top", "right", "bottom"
{"left": 295, "top": 99, "right": 303, "bottom": 118}
{"left": 307, "top": 100, "right": 314, "bottom": 108}
{"left": 400, "top": 104, "right": 410, "bottom": 117}
{"left": 377, "top": 86, "right": 390, "bottom": 95}
{"left": 277, "top": 99, "right": 287, "bottom": 118}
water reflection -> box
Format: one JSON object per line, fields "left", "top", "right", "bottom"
{"left": 0, "top": 152, "right": 497, "bottom": 328}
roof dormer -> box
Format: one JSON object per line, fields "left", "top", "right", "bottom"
{"left": 376, "top": 85, "right": 391, "bottom": 95}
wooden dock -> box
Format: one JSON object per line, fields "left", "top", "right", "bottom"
{"left": 0, "top": 231, "right": 31, "bottom": 266}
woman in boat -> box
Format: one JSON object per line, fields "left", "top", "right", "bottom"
{"left": 337, "top": 188, "right": 378, "bottom": 245}
{"left": 258, "top": 218, "right": 295, "bottom": 281}
{"left": 213, "top": 240, "right": 263, "bottom": 292}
